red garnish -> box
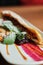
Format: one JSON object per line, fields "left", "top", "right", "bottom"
{"left": 21, "top": 43, "right": 43, "bottom": 61}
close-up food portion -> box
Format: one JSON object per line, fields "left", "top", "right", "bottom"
{"left": 0, "top": 10, "right": 43, "bottom": 45}
{"left": 0, "top": 10, "right": 43, "bottom": 64}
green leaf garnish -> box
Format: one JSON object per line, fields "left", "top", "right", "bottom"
{"left": 3, "top": 20, "right": 20, "bottom": 34}
{"left": 3, "top": 20, "right": 13, "bottom": 25}
{"left": 3, "top": 20, "right": 13, "bottom": 30}
{"left": 17, "top": 32, "right": 26, "bottom": 40}
{"left": 13, "top": 26, "right": 20, "bottom": 34}
{"left": 3, "top": 32, "right": 16, "bottom": 44}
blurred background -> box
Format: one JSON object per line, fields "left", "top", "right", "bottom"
{"left": 0, "top": 0, "right": 43, "bottom": 6}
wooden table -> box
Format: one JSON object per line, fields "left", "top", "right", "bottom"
{"left": 0, "top": 6, "right": 43, "bottom": 65}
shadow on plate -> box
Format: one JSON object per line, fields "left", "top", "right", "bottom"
{"left": 0, "top": 54, "right": 13, "bottom": 65}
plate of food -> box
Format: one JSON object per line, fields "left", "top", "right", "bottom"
{"left": 0, "top": 10, "right": 43, "bottom": 64}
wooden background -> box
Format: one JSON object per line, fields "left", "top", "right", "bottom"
{"left": 0, "top": 6, "right": 43, "bottom": 65}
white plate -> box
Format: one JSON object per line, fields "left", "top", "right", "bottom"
{"left": 0, "top": 10, "right": 43, "bottom": 64}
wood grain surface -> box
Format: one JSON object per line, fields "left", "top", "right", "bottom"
{"left": 0, "top": 6, "right": 43, "bottom": 65}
